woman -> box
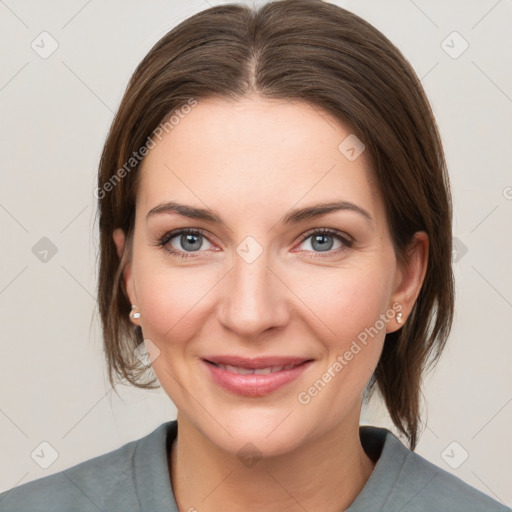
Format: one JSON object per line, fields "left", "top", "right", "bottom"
{"left": 1, "top": 1, "right": 508, "bottom": 510}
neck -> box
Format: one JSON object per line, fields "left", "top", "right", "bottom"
{"left": 169, "top": 412, "right": 375, "bottom": 512}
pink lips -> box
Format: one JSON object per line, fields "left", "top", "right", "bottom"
{"left": 202, "top": 355, "right": 313, "bottom": 396}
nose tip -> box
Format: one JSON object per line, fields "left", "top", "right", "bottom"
{"left": 217, "top": 255, "right": 289, "bottom": 339}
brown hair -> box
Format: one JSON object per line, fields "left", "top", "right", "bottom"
{"left": 96, "top": 0, "right": 454, "bottom": 450}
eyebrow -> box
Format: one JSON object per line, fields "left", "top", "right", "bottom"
{"left": 146, "top": 200, "right": 373, "bottom": 226}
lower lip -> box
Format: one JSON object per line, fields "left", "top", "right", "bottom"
{"left": 202, "top": 359, "right": 313, "bottom": 396}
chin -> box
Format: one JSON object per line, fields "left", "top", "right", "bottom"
{"left": 185, "top": 403, "right": 321, "bottom": 460}
{"left": 213, "top": 424, "right": 306, "bottom": 460}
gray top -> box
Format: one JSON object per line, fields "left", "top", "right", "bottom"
{"left": 1, "top": 420, "right": 509, "bottom": 511}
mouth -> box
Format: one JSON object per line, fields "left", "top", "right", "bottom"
{"left": 205, "top": 361, "right": 303, "bottom": 375}
{"left": 201, "top": 356, "right": 314, "bottom": 396}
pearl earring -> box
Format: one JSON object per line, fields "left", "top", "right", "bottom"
{"left": 130, "top": 305, "right": 141, "bottom": 320}
{"left": 396, "top": 311, "right": 403, "bottom": 324}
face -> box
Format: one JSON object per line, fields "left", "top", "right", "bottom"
{"left": 115, "top": 96, "right": 426, "bottom": 457}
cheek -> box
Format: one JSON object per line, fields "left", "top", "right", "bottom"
{"left": 291, "top": 265, "right": 392, "bottom": 421}
{"left": 290, "top": 260, "right": 394, "bottom": 346}
{"left": 134, "top": 261, "right": 218, "bottom": 346}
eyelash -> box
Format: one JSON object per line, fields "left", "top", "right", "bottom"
{"left": 155, "top": 228, "right": 353, "bottom": 260}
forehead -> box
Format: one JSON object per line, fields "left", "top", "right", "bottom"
{"left": 136, "top": 96, "right": 382, "bottom": 223}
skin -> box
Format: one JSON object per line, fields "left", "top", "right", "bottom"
{"left": 113, "top": 96, "right": 428, "bottom": 512}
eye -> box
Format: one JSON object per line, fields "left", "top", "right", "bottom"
{"left": 155, "top": 227, "right": 353, "bottom": 260}
{"left": 156, "top": 228, "right": 215, "bottom": 259}
{"left": 296, "top": 228, "right": 353, "bottom": 256}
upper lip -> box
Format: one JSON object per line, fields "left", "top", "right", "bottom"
{"left": 202, "top": 355, "right": 312, "bottom": 369}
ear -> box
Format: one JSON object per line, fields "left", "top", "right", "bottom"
{"left": 112, "top": 228, "right": 140, "bottom": 326}
{"left": 387, "top": 231, "right": 429, "bottom": 332}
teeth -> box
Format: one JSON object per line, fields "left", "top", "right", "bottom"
{"left": 215, "top": 363, "right": 298, "bottom": 374}
{"left": 254, "top": 367, "right": 272, "bottom": 375}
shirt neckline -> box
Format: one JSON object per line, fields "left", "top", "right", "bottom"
{"left": 133, "top": 420, "right": 400, "bottom": 512}
{"left": 346, "top": 425, "right": 408, "bottom": 510}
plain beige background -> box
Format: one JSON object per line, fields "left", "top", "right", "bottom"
{"left": 0, "top": 0, "right": 511, "bottom": 507}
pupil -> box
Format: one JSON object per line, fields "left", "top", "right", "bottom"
{"left": 312, "top": 234, "right": 333, "bottom": 252}
{"left": 182, "top": 233, "right": 201, "bottom": 251}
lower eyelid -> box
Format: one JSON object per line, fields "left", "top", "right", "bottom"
{"left": 296, "top": 234, "right": 352, "bottom": 254}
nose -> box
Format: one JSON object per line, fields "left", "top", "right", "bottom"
{"left": 217, "top": 247, "right": 290, "bottom": 339}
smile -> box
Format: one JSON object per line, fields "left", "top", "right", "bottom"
{"left": 201, "top": 357, "right": 313, "bottom": 396}
{"left": 209, "top": 362, "right": 302, "bottom": 375}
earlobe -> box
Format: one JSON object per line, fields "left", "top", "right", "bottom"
{"left": 388, "top": 231, "right": 429, "bottom": 331}
{"left": 112, "top": 229, "right": 139, "bottom": 324}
